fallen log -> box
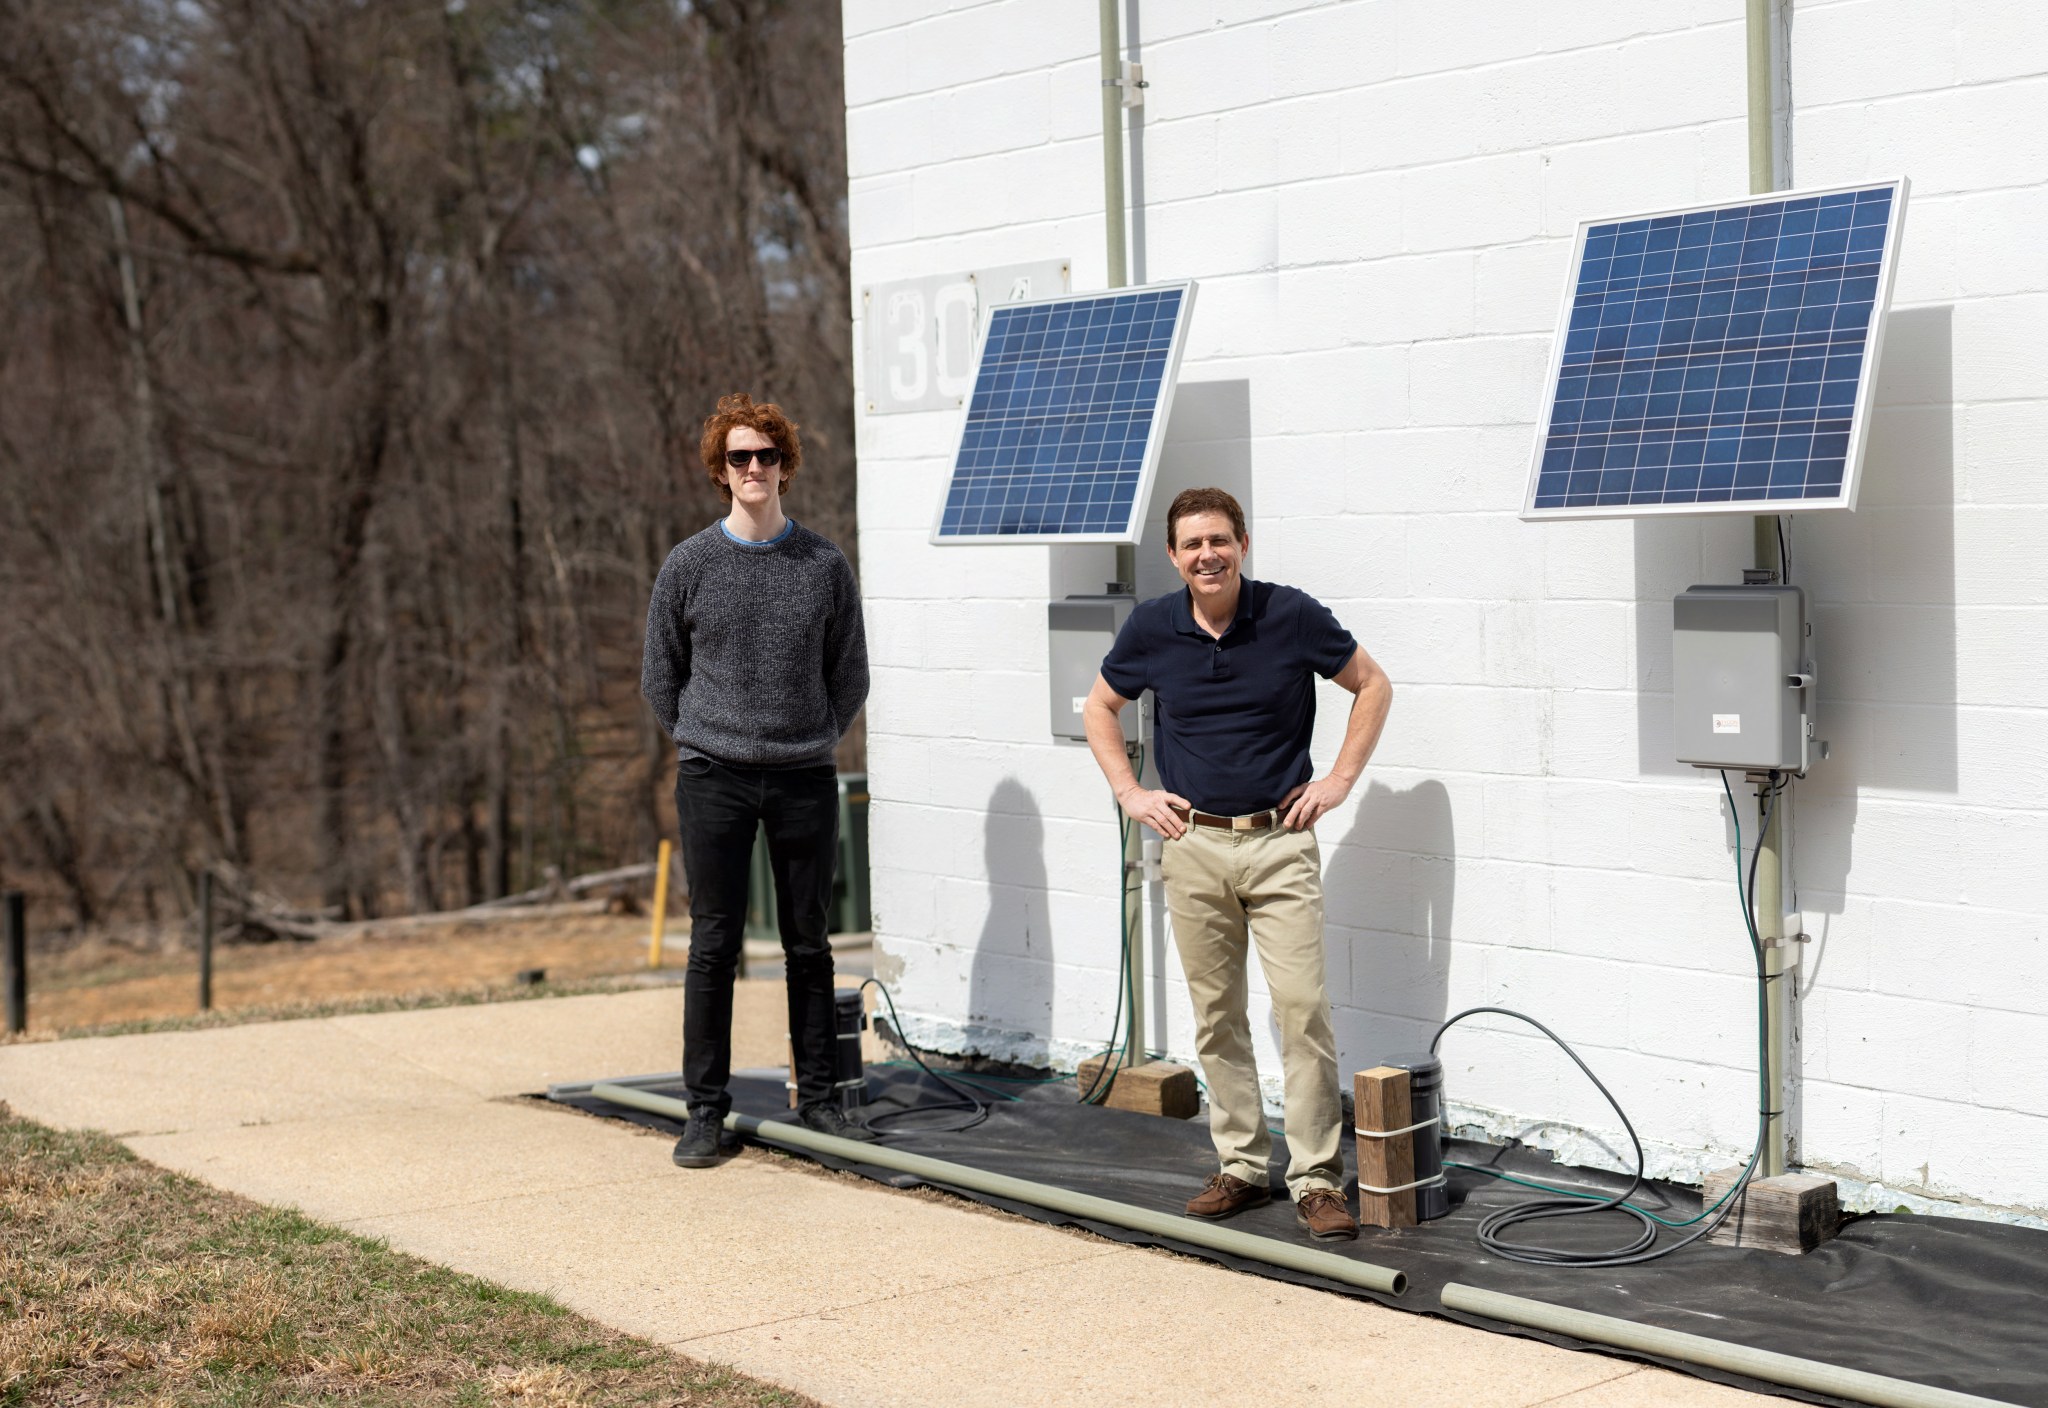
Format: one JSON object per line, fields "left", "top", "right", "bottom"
{"left": 206, "top": 857, "right": 682, "bottom": 945}
{"left": 469, "top": 861, "right": 667, "bottom": 910}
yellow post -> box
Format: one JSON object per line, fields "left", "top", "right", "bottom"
{"left": 648, "top": 839, "right": 673, "bottom": 968}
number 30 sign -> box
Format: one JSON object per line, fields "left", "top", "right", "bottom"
{"left": 861, "top": 260, "right": 1070, "bottom": 415}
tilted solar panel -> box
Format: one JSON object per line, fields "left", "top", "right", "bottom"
{"left": 1523, "top": 180, "right": 1908, "bottom": 519}
{"left": 932, "top": 281, "right": 1196, "bottom": 544}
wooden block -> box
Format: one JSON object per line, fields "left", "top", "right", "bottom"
{"left": 1076, "top": 1057, "right": 1199, "bottom": 1119}
{"left": 1702, "top": 1168, "right": 1840, "bottom": 1253}
{"left": 1354, "top": 1067, "right": 1417, "bottom": 1229}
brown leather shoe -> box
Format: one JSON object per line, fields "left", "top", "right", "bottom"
{"left": 1295, "top": 1188, "right": 1358, "bottom": 1241}
{"left": 1185, "top": 1172, "right": 1267, "bottom": 1220}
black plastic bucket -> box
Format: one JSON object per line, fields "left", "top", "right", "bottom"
{"left": 833, "top": 988, "right": 869, "bottom": 1108}
{"left": 1379, "top": 1051, "right": 1449, "bottom": 1221}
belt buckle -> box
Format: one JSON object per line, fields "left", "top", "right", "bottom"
{"left": 1232, "top": 813, "right": 1256, "bottom": 832}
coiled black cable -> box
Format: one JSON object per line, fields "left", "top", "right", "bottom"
{"left": 1428, "top": 773, "right": 1781, "bottom": 1266}
{"left": 859, "top": 977, "right": 998, "bottom": 1135}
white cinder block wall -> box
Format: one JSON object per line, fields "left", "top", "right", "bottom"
{"left": 844, "top": 0, "right": 2048, "bottom": 1220}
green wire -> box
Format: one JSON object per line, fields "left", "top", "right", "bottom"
{"left": 1084, "top": 744, "right": 1148, "bottom": 1106}
{"left": 1444, "top": 1159, "right": 1724, "bottom": 1229}
{"left": 1432, "top": 780, "right": 1769, "bottom": 1234}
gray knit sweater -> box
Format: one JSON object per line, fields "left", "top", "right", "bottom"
{"left": 639, "top": 521, "right": 869, "bottom": 768}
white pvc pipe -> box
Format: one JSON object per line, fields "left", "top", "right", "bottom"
{"left": 1441, "top": 1283, "right": 2017, "bottom": 1408}
{"left": 590, "top": 1082, "right": 1407, "bottom": 1297}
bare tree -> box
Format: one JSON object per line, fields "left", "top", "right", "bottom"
{"left": 0, "top": 0, "right": 857, "bottom": 933}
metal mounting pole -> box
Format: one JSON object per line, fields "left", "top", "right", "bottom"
{"left": 1113, "top": 542, "right": 1144, "bottom": 1060}
{"left": 1748, "top": 0, "right": 1791, "bottom": 1179}
{"left": 1099, "top": 0, "right": 1127, "bottom": 289}
{"left": 1099, "top": 0, "right": 1139, "bottom": 1071}
{"left": 1754, "top": 760, "right": 1788, "bottom": 1176}
{"left": 1746, "top": 0, "right": 1777, "bottom": 199}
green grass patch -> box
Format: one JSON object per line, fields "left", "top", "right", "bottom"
{"left": 0, "top": 1104, "right": 813, "bottom": 1407}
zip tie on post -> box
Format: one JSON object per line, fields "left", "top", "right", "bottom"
{"left": 1358, "top": 1173, "right": 1448, "bottom": 1196}
{"left": 1353, "top": 1114, "right": 1440, "bottom": 1138}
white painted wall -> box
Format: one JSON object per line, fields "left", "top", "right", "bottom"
{"left": 844, "top": 0, "right": 2048, "bottom": 1220}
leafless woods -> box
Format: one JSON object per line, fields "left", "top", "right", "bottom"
{"left": 0, "top": 0, "right": 856, "bottom": 929}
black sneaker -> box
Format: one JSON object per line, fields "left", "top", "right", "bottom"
{"left": 671, "top": 1110, "right": 724, "bottom": 1168}
{"left": 798, "top": 1102, "right": 879, "bottom": 1143}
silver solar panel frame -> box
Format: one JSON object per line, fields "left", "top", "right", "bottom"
{"left": 930, "top": 278, "right": 1199, "bottom": 546}
{"left": 1520, "top": 176, "right": 1910, "bottom": 522}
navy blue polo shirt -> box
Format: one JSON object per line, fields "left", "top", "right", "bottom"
{"left": 1099, "top": 579, "right": 1357, "bottom": 816}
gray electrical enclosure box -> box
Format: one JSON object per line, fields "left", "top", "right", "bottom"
{"left": 1049, "top": 593, "right": 1137, "bottom": 743}
{"left": 1672, "top": 585, "right": 1810, "bottom": 772}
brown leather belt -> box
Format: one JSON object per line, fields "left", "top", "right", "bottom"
{"left": 1173, "top": 805, "right": 1281, "bottom": 832}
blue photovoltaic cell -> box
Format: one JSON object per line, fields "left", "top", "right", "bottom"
{"left": 1531, "top": 184, "right": 1897, "bottom": 512}
{"left": 936, "top": 286, "right": 1187, "bottom": 539}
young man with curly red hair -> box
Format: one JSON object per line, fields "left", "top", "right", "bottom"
{"left": 641, "top": 392, "right": 871, "bottom": 1166}
{"left": 1082, "top": 487, "right": 1392, "bottom": 1243}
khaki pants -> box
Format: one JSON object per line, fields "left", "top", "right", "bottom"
{"left": 1160, "top": 821, "right": 1343, "bottom": 1199}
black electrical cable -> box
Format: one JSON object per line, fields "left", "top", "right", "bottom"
{"left": 1777, "top": 514, "right": 1792, "bottom": 585}
{"left": 1426, "top": 775, "right": 1782, "bottom": 1266}
{"left": 858, "top": 977, "right": 1001, "bottom": 1135}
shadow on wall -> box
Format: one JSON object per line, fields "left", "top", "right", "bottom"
{"left": 1046, "top": 378, "right": 1254, "bottom": 603}
{"left": 1320, "top": 779, "right": 1456, "bottom": 1068}
{"left": 966, "top": 778, "right": 1053, "bottom": 1063}
{"left": 1795, "top": 303, "right": 1958, "bottom": 913}
{"left": 1631, "top": 304, "right": 1957, "bottom": 918}
{"left": 1138, "top": 378, "right": 1255, "bottom": 597}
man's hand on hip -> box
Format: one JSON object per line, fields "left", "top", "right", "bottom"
{"left": 1280, "top": 774, "right": 1354, "bottom": 831}
{"left": 1118, "top": 785, "right": 1192, "bottom": 840}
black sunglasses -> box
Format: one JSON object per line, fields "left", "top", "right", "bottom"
{"left": 724, "top": 447, "right": 784, "bottom": 469}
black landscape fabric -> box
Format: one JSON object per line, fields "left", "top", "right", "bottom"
{"left": 554, "top": 1067, "right": 2048, "bottom": 1407}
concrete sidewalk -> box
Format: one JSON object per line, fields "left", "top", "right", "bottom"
{"left": 0, "top": 986, "right": 1772, "bottom": 1408}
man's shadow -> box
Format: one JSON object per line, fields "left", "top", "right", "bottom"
{"left": 1317, "top": 778, "right": 1457, "bottom": 1071}
{"left": 1244, "top": 778, "right": 1453, "bottom": 1191}
{"left": 965, "top": 777, "right": 1054, "bottom": 1063}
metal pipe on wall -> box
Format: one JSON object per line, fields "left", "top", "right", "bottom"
{"left": 1746, "top": 0, "right": 1776, "bottom": 198}
{"left": 1441, "top": 1284, "right": 2015, "bottom": 1408}
{"left": 590, "top": 1083, "right": 1409, "bottom": 1297}
{"left": 1099, "top": 0, "right": 1128, "bottom": 289}
{"left": 1746, "top": 0, "right": 1792, "bottom": 1179}
{"left": 1103, "top": 2, "right": 1142, "bottom": 1052}
{"left": 1113, "top": 540, "right": 1145, "bottom": 1056}
{"left": 1124, "top": 0, "right": 1147, "bottom": 285}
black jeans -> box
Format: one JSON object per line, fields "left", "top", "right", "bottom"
{"left": 675, "top": 755, "right": 840, "bottom": 1116}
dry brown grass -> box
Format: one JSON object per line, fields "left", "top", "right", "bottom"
{"left": 13, "top": 912, "right": 688, "bottom": 1038}
{"left": 0, "top": 1103, "right": 815, "bottom": 1407}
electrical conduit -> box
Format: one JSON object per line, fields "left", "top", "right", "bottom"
{"left": 1441, "top": 1284, "right": 2017, "bottom": 1408}
{"left": 589, "top": 1083, "right": 1407, "bottom": 1297}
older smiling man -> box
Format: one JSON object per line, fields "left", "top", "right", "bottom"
{"left": 1081, "top": 487, "right": 1392, "bottom": 1242}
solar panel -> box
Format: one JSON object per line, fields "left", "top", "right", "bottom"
{"left": 1523, "top": 179, "right": 1908, "bottom": 519}
{"left": 932, "top": 281, "right": 1196, "bottom": 544}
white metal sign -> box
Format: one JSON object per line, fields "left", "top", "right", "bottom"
{"left": 861, "top": 260, "right": 1070, "bottom": 414}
